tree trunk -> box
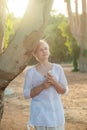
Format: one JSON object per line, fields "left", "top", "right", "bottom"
{"left": 0, "top": 0, "right": 53, "bottom": 124}
{"left": 79, "top": 56, "right": 87, "bottom": 72}
{"left": 65, "top": 0, "right": 87, "bottom": 72}
{"left": 79, "top": 0, "right": 87, "bottom": 72}
{"left": 0, "top": 0, "right": 6, "bottom": 53}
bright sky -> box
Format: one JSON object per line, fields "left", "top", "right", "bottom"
{"left": 7, "top": 0, "right": 68, "bottom": 17}
{"left": 7, "top": 0, "right": 29, "bottom": 17}
{"left": 7, "top": 0, "right": 82, "bottom": 18}
{"left": 52, "top": 0, "right": 67, "bottom": 16}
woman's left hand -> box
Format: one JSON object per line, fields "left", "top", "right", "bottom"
{"left": 47, "top": 73, "right": 66, "bottom": 94}
{"left": 47, "top": 73, "right": 57, "bottom": 87}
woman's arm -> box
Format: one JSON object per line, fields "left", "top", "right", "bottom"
{"left": 30, "top": 81, "right": 51, "bottom": 98}
{"left": 47, "top": 73, "right": 66, "bottom": 94}
{"left": 51, "top": 79, "right": 66, "bottom": 94}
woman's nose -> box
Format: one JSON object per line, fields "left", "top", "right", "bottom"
{"left": 43, "top": 50, "right": 47, "bottom": 54}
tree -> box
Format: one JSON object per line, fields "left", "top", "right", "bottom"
{"left": 44, "top": 14, "right": 71, "bottom": 63}
{"left": 4, "top": 13, "right": 15, "bottom": 48}
{"left": 0, "top": 0, "right": 6, "bottom": 53}
{"left": 0, "top": 0, "right": 53, "bottom": 124}
{"left": 59, "top": 19, "right": 80, "bottom": 71}
{"left": 65, "top": 0, "right": 87, "bottom": 72}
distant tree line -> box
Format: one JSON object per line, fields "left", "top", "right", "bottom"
{"left": 30, "top": 13, "right": 80, "bottom": 71}
{"left": 5, "top": 13, "right": 80, "bottom": 71}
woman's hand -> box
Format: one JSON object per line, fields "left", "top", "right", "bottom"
{"left": 47, "top": 73, "right": 57, "bottom": 87}
{"left": 43, "top": 80, "right": 51, "bottom": 89}
{"left": 47, "top": 73, "right": 66, "bottom": 94}
{"left": 30, "top": 80, "right": 51, "bottom": 98}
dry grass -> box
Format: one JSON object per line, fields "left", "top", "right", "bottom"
{"left": 1, "top": 65, "right": 87, "bottom": 130}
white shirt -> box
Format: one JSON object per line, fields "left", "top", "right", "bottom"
{"left": 23, "top": 63, "right": 69, "bottom": 127}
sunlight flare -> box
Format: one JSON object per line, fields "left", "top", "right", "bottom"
{"left": 7, "top": 0, "right": 68, "bottom": 17}
{"left": 7, "top": 0, "right": 29, "bottom": 17}
{"left": 7, "top": 0, "right": 82, "bottom": 18}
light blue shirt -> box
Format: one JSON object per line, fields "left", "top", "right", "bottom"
{"left": 23, "top": 64, "right": 69, "bottom": 127}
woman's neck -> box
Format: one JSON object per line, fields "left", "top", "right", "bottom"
{"left": 36, "top": 61, "right": 52, "bottom": 77}
{"left": 39, "top": 60, "right": 50, "bottom": 67}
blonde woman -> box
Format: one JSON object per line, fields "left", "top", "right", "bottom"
{"left": 23, "top": 40, "right": 69, "bottom": 130}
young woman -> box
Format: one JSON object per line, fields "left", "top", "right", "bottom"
{"left": 23, "top": 40, "right": 69, "bottom": 130}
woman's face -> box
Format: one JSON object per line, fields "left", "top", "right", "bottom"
{"left": 35, "top": 42, "right": 50, "bottom": 61}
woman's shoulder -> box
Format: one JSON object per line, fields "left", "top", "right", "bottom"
{"left": 53, "top": 63, "right": 64, "bottom": 74}
{"left": 53, "top": 63, "right": 63, "bottom": 69}
{"left": 25, "top": 65, "right": 35, "bottom": 74}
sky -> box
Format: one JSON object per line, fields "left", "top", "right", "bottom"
{"left": 7, "top": 0, "right": 68, "bottom": 18}
{"left": 52, "top": 0, "right": 67, "bottom": 16}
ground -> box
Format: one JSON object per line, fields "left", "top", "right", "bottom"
{"left": 1, "top": 65, "right": 87, "bottom": 130}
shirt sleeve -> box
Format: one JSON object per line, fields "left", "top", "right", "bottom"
{"left": 59, "top": 65, "right": 69, "bottom": 95}
{"left": 23, "top": 68, "right": 33, "bottom": 99}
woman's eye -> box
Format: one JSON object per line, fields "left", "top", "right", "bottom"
{"left": 39, "top": 47, "right": 48, "bottom": 52}
{"left": 45, "top": 47, "right": 48, "bottom": 50}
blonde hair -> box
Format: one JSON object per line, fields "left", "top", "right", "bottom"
{"left": 32, "top": 39, "right": 49, "bottom": 56}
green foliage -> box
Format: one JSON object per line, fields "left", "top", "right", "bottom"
{"left": 58, "top": 18, "right": 80, "bottom": 71}
{"left": 72, "top": 58, "right": 79, "bottom": 71}
{"left": 66, "top": 38, "right": 80, "bottom": 71}
{"left": 71, "top": 38, "right": 80, "bottom": 59}
{"left": 4, "top": 14, "right": 15, "bottom": 48}
{"left": 66, "top": 37, "right": 80, "bottom": 71}
{"left": 71, "top": 39, "right": 80, "bottom": 71}
{"left": 4, "top": 13, "right": 21, "bottom": 48}
{"left": 83, "top": 49, "right": 87, "bottom": 57}
{"left": 43, "top": 14, "right": 71, "bottom": 63}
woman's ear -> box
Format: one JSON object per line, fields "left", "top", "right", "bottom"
{"left": 32, "top": 52, "right": 34, "bottom": 57}
{"left": 32, "top": 51, "right": 36, "bottom": 57}
{"left": 32, "top": 52, "right": 39, "bottom": 61}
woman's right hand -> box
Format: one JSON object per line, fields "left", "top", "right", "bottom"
{"left": 43, "top": 80, "right": 51, "bottom": 89}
